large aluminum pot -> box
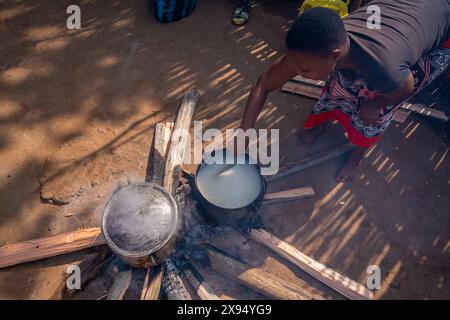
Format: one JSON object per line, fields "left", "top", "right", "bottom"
{"left": 190, "top": 149, "right": 266, "bottom": 227}
{"left": 101, "top": 182, "right": 178, "bottom": 267}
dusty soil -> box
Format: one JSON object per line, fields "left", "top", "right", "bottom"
{"left": 0, "top": 0, "right": 449, "bottom": 299}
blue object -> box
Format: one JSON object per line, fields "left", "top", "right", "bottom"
{"left": 149, "top": 0, "right": 197, "bottom": 23}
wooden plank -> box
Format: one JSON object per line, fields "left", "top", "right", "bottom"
{"left": 392, "top": 109, "right": 411, "bottom": 124}
{"left": 142, "top": 92, "right": 199, "bottom": 302}
{"left": 152, "top": 122, "right": 174, "bottom": 185}
{"left": 263, "top": 186, "right": 315, "bottom": 204}
{"left": 0, "top": 227, "right": 105, "bottom": 269}
{"left": 206, "top": 246, "right": 324, "bottom": 300}
{"left": 181, "top": 261, "right": 220, "bottom": 300}
{"left": 62, "top": 246, "right": 112, "bottom": 298}
{"left": 142, "top": 264, "right": 165, "bottom": 300}
{"left": 163, "top": 89, "right": 200, "bottom": 195}
{"left": 139, "top": 122, "right": 175, "bottom": 300}
{"left": 401, "top": 103, "right": 448, "bottom": 121}
{"left": 266, "top": 143, "right": 356, "bottom": 183}
{"left": 107, "top": 268, "right": 133, "bottom": 300}
{"left": 162, "top": 258, "right": 192, "bottom": 300}
{"left": 140, "top": 93, "right": 197, "bottom": 301}
{"left": 249, "top": 229, "right": 373, "bottom": 300}
{"left": 180, "top": 272, "right": 200, "bottom": 300}
{"left": 140, "top": 267, "right": 153, "bottom": 300}
{"left": 292, "top": 75, "right": 325, "bottom": 88}
{"left": 282, "top": 81, "right": 322, "bottom": 100}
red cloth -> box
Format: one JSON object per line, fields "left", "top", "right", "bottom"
{"left": 304, "top": 109, "right": 380, "bottom": 148}
{"left": 444, "top": 37, "right": 450, "bottom": 49}
{"left": 304, "top": 86, "right": 380, "bottom": 148}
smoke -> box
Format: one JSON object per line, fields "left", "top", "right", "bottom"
{"left": 174, "top": 183, "right": 228, "bottom": 260}
{"left": 93, "top": 173, "right": 144, "bottom": 227}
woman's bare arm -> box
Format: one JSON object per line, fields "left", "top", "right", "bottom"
{"left": 240, "top": 54, "right": 298, "bottom": 130}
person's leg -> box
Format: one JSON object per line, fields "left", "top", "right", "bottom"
{"left": 232, "top": 0, "right": 251, "bottom": 26}
{"left": 297, "top": 122, "right": 329, "bottom": 146}
{"left": 301, "top": 71, "right": 383, "bottom": 183}
{"left": 335, "top": 146, "right": 366, "bottom": 182}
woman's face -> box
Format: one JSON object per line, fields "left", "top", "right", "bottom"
{"left": 286, "top": 49, "right": 338, "bottom": 81}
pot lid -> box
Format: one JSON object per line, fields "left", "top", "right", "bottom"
{"left": 102, "top": 183, "right": 178, "bottom": 257}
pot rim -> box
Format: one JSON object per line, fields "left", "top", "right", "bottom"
{"left": 101, "top": 182, "right": 178, "bottom": 258}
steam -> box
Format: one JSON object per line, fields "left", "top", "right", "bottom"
{"left": 104, "top": 184, "right": 175, "bottom": 253}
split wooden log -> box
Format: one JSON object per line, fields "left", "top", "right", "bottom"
{"left": 292, "top": 75, "right": 325, "bottom": 88}
{"left": 266, "top": 143, "right": 356, "bottom": 183}
{"left": 0, "top": 227, "right": 105, "bottom": 269}
{"left": 152, "top": 122, "right": 175, "bottom": 185}
{"left": 162, "top": 258, "right": 192, "bottom": 300}
{"left": 283, "top": 79, "right": 447, "bottom": 123}
{"left": 138, "top": 121, "right": 175, "bottom": 300}
{"left": 107, "top": 268, "right": 133, "bottom": 300}
{"left": 140, "top": 89, "right": 199, "bottom": 301}
{"left": 163, "top": 89, "right": 200, "bottom": 195}
{"left": 141, "top": 265, "right": 165, "bottom": 300}
{"left": 262, "top": 186, "right": 315, "bottom": 205}
{"left": 282, "top": 81, "right": 323, "bottom": 100}
{"left": 140, "top": 90, "right": 200, "bottom": 300}
{"left": 62, "top": 246, "right": 112, "bottom": 298}
{"left": 248, "top": 229, "right": 373, "bottom": 300}
{"left": 392, "top": 109, "right": 411, "bottom": 124}
{"left": 400, "top": 103, "right": 448, "bottom": 121}
{"left": 140, "top": 267, "right": 153, "bottom": 300}
{"left": 181, "top": 261, "right": 219, "bottom": 300}
{"left": 205, "top": 246, "right": 324, "bottom": 300}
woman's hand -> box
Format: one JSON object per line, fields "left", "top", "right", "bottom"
{"left": 358, "top": 71, "right": 414, "bottom": 125}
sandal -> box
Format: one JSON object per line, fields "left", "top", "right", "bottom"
{"left": 231, "top": 5, "right": 250, "bottom": 26}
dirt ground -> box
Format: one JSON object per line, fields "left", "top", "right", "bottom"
{"left": 0, "top": 0, "right": 449, "bottom": 300}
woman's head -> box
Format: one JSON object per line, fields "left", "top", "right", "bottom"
{"left": 285, "top": 7, "right": 348, "bottom": 80}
